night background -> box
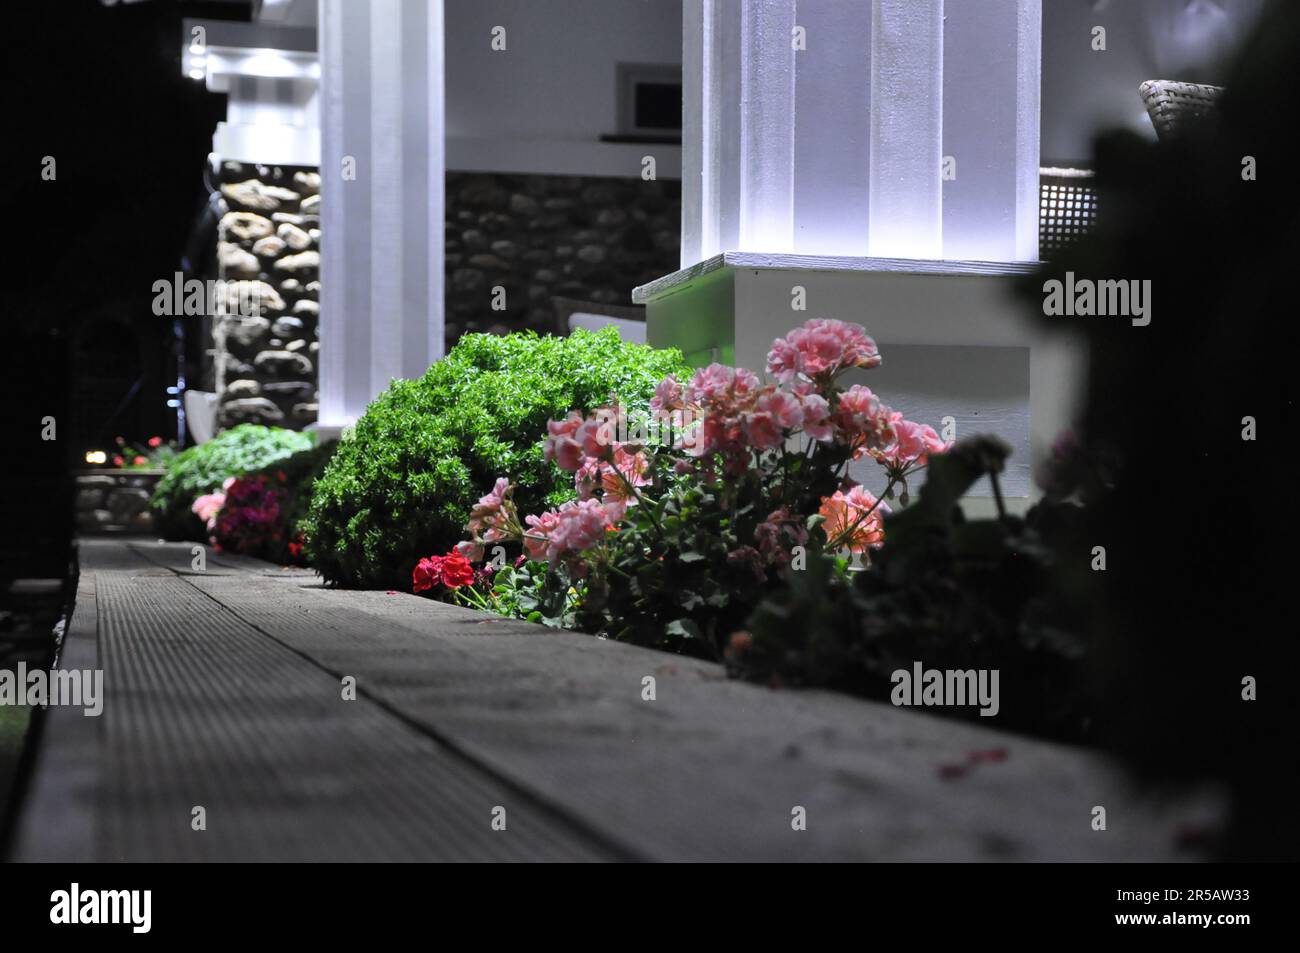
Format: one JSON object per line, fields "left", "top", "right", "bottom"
{"left": 3, "top": 1, "right": 240, "bottom": 579}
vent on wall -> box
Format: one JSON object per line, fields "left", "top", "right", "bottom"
{"left": 604, "top": 63, "right": 682, "bottom": 144}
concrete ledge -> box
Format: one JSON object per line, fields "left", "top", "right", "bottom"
{"left": 633, "top": 251, "right": 1041, "bottom": 304}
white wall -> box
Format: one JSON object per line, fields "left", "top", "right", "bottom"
{"left": 436, "top": 0, "right": 1265, "bottom": 177}
{"left": 444, "top": 0, "right": 682, "bottom": 177}
{"left": 1041, "top": 0, "right": 1265, "bottom": 164}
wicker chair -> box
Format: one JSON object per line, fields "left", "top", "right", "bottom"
{"left": 1139, "top": 79, "right": 1223, "bottom": 141}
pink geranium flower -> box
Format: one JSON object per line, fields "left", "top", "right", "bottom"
{"left": 835, "top": 384, "right": 896, "bottom": 457}
{"left": 601, "top": 446, "right": 651, "bottom": 502}
{"left": 871, "top": 413, "right": 950, "bottom": 468}
{"left": 467, "top": 477, "right": 512, "bottom": 536}
{"left": 798, "top": 393, "right": 834, "bottom": 442}
{"left": 818, "top": 485, "right": 888, "bottom": 553}
{"left": 543, "top": 411, "right": 585, "bottom": 471}
{"left": 650, "top": 375, "right": 684, "bottom": 413}
{"left": 191, "top": 491, "right": 227, "bottom": 529}
{"left": 523, "top": 509, "right": 563, "bottom": 561}
{"left": 546, "top": 499, "right": 616, "bottom": 561}
{"left": 742, "top": 390, "right": 804, "bottom": 451}
{"left": 766, "top": 318, "right": 882, "bottom": 383}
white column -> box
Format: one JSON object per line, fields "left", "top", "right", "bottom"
{"left": 682, "top": 0, "right": 1041, "bottom": 267}
{"left": 793, "top": 0, "right": 872, "bottom": 256}
{"left": 739, "top": 0, "right": 797, "bottom": 253}
{"left": 868, "top": 0, "right": 944, "bottom": 260}
{"left": 683, "top": 0, "right": 796, "bottom": 263}
{"left": 681, "top": 0, "right": 716, "bottom": 267}
{"left": 943, "top": 0, "right": 1041, "bottom": 262}
{"left": 318, "top": 0, "right": 444, "bottom": 432}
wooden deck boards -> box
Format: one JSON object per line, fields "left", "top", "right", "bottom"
{"left": 10, "top": 538, "right": 1219, "bottom": 862}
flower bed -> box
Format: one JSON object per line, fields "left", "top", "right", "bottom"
{"left": 388, "top": 320, "right": 1102, "bottom": 742}
{"left": 302, "top": 328, "right": 689, "bottom": 590}
{"left": 412, "top": 320, "right": 947, "bottom": 653}
{"left": 151, "top": 424, "right": 314, "bottom": 540}
{"left": 193, "top": 441, "right": 336, "bottom": 564}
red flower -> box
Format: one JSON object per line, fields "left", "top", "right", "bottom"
{"left": 112, "top": 455, "right": 124, "bottom": 467}
{"left": 276, "top": 470, "right": 287, "bottom": 482}
{"left": 147, "top": 436, "right": 163, "bottom": 448}
{"left": 412, "top": 555, "right": 444, "bottom": 593}
{"left": 133, "top": 456, "right": 147, "bottom": 466}
{"left": 440, "top": 551, "right": 475, "bottom": 589}
{"left": 287, "top": 541, "right": 303, "bottom": 559}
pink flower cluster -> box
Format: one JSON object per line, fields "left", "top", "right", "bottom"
{"left": 454, "top": 319, "right": 953, "bottom": 575}
{"left": 459, "top": 477, "right": 519, "bottom": 560}
{"left": 523, "top": 498, "right": 624, "bottom": 564}
{"left": 642, "top": 321, "right": 925, "bottom": 470}
{"left": 543, "top": 410, "right": 617, "bottom": 471}
{"left": 191, "top": 476, "right": 238, "bottom": 530}
{"left": 766, "top": 318, "right": 882, "bottom": 384}
{"left": 666, "top": 363, "right": 830, "bottom": 471}
{"left": 577, "top": 444, "right": 650, "bottom": 502}
{"left": 818, "top": 486, "right": 888, "bottom": 554}
{"left": 869, "top": 414, "right": 949, "bottom": 470}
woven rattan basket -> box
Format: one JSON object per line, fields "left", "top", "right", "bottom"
{"left": 1139, "top": 79, "right": 1223, "bottom": 140}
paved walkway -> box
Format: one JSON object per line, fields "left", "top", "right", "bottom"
{"left": 11, "top": 538, "right": 1218, "bottom": 861}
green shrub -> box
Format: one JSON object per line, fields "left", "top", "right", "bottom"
{"left": 151, "top": 424, "right": 315, "bottom": 540}
{"left": 304, "top": 328, "right": 690, "bottom": 589}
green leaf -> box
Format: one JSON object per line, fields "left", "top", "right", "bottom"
{"left": 665, "top": 618, "right": 702, "bottom": 641}
{"left": 679, "top": 590, "right": 704, "bottom": 610}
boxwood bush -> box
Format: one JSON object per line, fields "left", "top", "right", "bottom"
{"left": 304, "top": 328, "right": 690, "bottom": 589}
{"left": 151, "top": 424, "right": 315, "bottom": 540}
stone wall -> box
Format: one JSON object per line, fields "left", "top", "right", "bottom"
{"left": 75, "top": 470, "right": 162, "bottom": 534}
{"left": 202, "top": 169, "right": 679, "bottom": 430}
{"left": 213, "top": 161, "right": 322, "bottom": 431}
{"left": 444, "top": 172, "right": 681, "bottom": 344}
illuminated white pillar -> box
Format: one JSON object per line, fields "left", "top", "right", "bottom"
{"left": 868, "top": 0, "right": 944, "bottom": 260}
{"left": 318, "top": 0, "right": 444, "bottom": 432}
{"left": 683, "top": 0, "right": 796, "bottom": 264}
{"left": 683, "top": 0, "right": 1042, "bottom": 266}
{"left": 943, "top": 0, "right": 1041, "bottom": 262}
{"left": 792, "top": 0, "right": 872, "bottom": 255}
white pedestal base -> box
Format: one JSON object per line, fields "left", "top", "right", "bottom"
{"left": 634, "top": 253, "right": 1083, "bottom": 502}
